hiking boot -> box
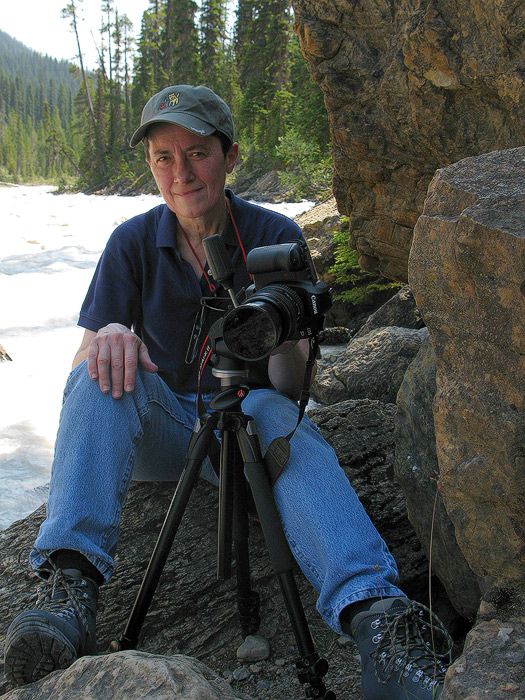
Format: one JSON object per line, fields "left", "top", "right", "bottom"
{"left": 4, "top": 567, "right": 98, "bottom": 686}
{"left": 347, "top": 597, "right": 452, "bottom": 700}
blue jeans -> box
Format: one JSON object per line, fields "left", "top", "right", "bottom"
{"left": 31, "top": 362, "right": 402, "bottom": 634}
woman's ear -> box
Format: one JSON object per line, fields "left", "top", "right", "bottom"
{"left": 226, "top": 142, "right": 239, "bottom": 174}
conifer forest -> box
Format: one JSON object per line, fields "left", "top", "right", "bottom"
{"left": 0, "top": 0, "right": 331, "bottom": 196}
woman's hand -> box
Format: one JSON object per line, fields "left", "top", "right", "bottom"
{"left": 75, "top": 324, "right": 158, "bottom": 399}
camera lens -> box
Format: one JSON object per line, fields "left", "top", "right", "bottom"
{"left": 222, "top": 284, "right": 303, "bottom": 360}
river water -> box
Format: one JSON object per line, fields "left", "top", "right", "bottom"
{"left": 0, "top": 185, "right": 313, "bottom": 530}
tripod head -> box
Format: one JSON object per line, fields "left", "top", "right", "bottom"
{"left": 208, "top": 348, "right": 250, "bottom": 412}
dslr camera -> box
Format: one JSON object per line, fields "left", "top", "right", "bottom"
{"left": 215, "top": 240, "right": 332, "bottom": 361}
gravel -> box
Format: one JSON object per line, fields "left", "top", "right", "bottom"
{"left": 204, "top": 626, "right": 363, "bottom": 700}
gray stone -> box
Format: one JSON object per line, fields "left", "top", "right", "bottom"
{"left": 311, "top": 326, "right": 429, "bottom": 405}
{"left": 232, "top": 666, "right": 252, "bottom": 681}
{"left": 236, "top": 635, "right": 270, "bottom": 662}
{"left": 0, "top": 651, "right": 255, "bottom": 699}
{"left": 410, "top": 147, "right": 525, "bottom": 595}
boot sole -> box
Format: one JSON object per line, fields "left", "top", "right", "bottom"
{"left": 4, "top": 612, "right": 77, "bottom": 686}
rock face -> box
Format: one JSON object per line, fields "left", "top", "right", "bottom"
{"left": 409, "top": 147, "right": 525, "bottom": 595}
{"left": 395, "top": 335, "right": 482, "bottom": 620}
{"left": 292, "top": 0, "right": 525, "bottom": 282}
{"left": 408, "top": 147, "right": 525, "bottom": 699}
{"left": 1, "top": 651, "right": 255, "bottom": 700}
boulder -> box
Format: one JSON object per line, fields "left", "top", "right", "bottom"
{"left": 0, "top": 404, "right": 456, "bottom": 697}
{"left": 409, "top": 147, "right": 525, "bottom": 699}
{"left": 443, "top": 588, "right": 525, "bottom": 700}
{"left": 292, "top": 0, "right": 525, "bottom": 282}
{"left": 409, "top": 147, "right": 525, "bottom": 594}
{"left": 354, "top": 286, "right": 424, "bottom": 339}
{"left": 1, "top": 651, "right": 255, "bottom": 700}
{"left": 311, "top": 326, "right": 429, "bottom": 405}
{"left": 395, "top": 334, "right": 481, "bottom": 619}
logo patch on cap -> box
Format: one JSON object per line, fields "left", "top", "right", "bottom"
{"left": 160, "top": 92, "right": 180, "bottom": 110}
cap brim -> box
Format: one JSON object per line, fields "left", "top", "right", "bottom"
{"left": 129, "top": 113, "right": 216, "bottom": 148}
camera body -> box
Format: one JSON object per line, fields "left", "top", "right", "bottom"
{"left": 219, "top": 240, "right": 332, "bottom": 361}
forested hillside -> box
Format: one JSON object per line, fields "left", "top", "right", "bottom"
{"left": 0, "top": 0, "right": 331, "bottom": 197}
{"left": 0, "top": 30, "right": 81, "bottom": 182}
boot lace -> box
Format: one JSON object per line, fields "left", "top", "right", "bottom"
{"left": 33, "top": 551, "right": 94, "bottom": 636}
{"left": 371, "top": 600, "right": 452, "bottom": 691}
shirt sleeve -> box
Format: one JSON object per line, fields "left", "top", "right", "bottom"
{"left": 78, "top": 223, "right": 142, "bottom": 333}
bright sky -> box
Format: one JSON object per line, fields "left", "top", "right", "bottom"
{"left": 2, "top": 0, "right": 150, "bottom": 71}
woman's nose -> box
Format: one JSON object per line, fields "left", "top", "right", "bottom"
{"left": 172, "top": 156, "right": 194, "bottom": 183}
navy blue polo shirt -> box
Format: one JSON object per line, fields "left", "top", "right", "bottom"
{"left": 79, "top": 189, "right": 305, "bottom": 393}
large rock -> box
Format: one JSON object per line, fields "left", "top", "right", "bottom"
{"left": 295, "top": 195, "right": 341, "bottom": 282}
{"left": 311, "top": 325, "right": 429, "bottom": 405}
{"left": 292, "top": 0, "right": 525, "bottom": 282}
{"left": 409, "top": 148, "right": 525, "bottom": 699}
{"left": 395, "top": 334, "right": 481, "bottom": 619}
{"left": 443, "top": 589, "right": 525, "bottom": 700}
{"left": 354, "top": 285, "right": 424, "bottom": 339}
{"left": 409, "top": 147, "right": 525, "bottom": 594}
{"left": 1, "top": 651, "right": 255, "bottom": 700}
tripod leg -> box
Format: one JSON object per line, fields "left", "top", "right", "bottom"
{"left": 217, "top": 429, "right": 235, "bottom": 579}
{"left": 232, "top": 448, "right": 260, "bottom": 637}
{"left": 113, "top": 413, "right": 219, "bottom": 651}
{"left": 235, "top": 421, "right": 336, "bottom": 699}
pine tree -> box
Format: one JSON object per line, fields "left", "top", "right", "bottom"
{"left": 164, "top": 0, "right": 201, "bottom": 85}
{"left": 287, "top": 34, "right": 330, "bottom": 150}
{"left": 199, "top": 0, "right": 229, "bottom": 96}
{"left": 61, "top": 0, "right": 97, "bottom": 133}
{"left": 235, "top": 0, "right": 292, "bottom": 157}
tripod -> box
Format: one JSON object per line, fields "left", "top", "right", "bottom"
{"left": 111, "top": 353, "right": 336, "bottom": 699}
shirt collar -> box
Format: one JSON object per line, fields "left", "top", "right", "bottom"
{"left": 155, "top": 190, "right": 239, "bottom": 252}
{"left": 156, "top": 206, "right": 179, "bottom": 249}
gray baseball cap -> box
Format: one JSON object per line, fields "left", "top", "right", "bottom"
{"left": 130, "top": 84, "right": 234, "bottom": 147}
